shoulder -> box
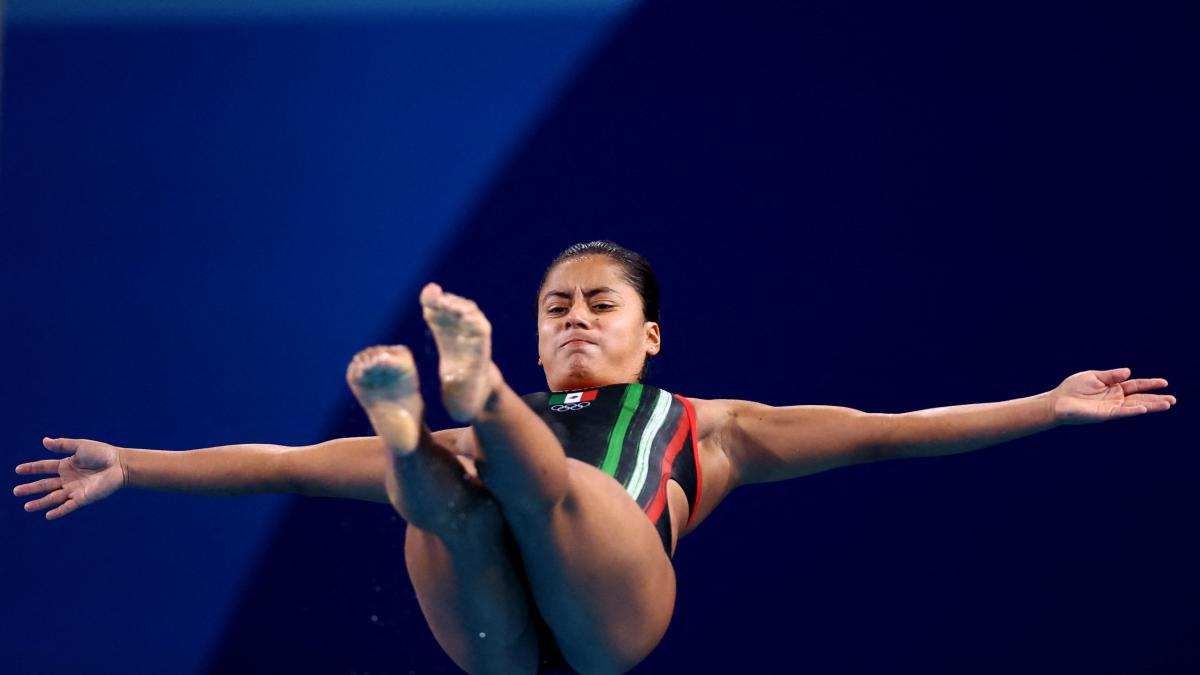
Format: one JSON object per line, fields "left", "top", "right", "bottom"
{"left": 683, "top": 397, "right": 728, "bottom": 442}
{"left": 683, "top": 396, "right": 784, "bottom": 482}
{"left": 674, "top": 396, "right": 757, "bottom": 527}
{"left": 683, "top": 396, "right": 764, "bottom": 446}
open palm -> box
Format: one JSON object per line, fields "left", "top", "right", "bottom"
{"left": 13, "top": 437, "right": 127, "bottom": 519}
{"left": 1052, "top": 368, "right": 1176, "bottom": 425}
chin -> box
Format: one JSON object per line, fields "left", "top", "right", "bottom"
{"left": 554, "top": 365, "right": 603, "bottom": 391}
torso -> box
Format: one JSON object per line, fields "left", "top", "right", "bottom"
{"left": 444, "top": 391, "right": 739, "bottom": 558}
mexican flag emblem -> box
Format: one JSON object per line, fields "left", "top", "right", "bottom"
{"left": 550, "top": 390, "right": 599, "bottom": 406}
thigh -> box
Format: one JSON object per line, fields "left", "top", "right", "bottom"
{"left": 404, "top": 494, "right": 543, "bottom": 675}
{"left": 505, "top": 460, "right": 678, "bottom": 675}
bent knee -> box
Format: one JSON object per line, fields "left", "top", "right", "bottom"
{"left": 565, "top": 643, "right": 657, "bottom": 675}
{"left": 568, "top": 611, "right": 672, "bottom": 675}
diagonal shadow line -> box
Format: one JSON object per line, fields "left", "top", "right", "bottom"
{"left": 204, "top": 5, "right": 648, "bottom": 674}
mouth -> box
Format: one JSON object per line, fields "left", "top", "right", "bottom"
{"left": 560, "top": 338, "right": 593, "bottom": 348}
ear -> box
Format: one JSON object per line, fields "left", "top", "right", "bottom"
{"left": 644, "top": 321, "right": 661, "bottom": 356}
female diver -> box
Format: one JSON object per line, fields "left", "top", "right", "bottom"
{"left": 13, "top": 240, "right": 1177, "bottom": 674}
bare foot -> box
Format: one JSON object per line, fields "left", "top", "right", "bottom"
{"left": 419, "top": 282, "right": 496, "bottom": 422}
{"left": 346, "top": 345, "right": 422, "bottom": 453}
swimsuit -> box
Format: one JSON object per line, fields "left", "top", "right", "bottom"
{"left": 520, "top": 382, "right": 703, "bottom": 559}
{"left": 522, "top": 382, "right": 702, "bottom": 674}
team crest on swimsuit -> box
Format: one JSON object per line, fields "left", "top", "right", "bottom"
{"left": 549, "top": 389, "right": 598, "bottom": 412}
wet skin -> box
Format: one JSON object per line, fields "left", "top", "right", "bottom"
{"left": 344, "top": 259, "right": 735, "bottom": 674}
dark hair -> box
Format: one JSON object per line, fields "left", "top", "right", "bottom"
{"left": 535, "top": 240, "right": 660, "bottom": 382}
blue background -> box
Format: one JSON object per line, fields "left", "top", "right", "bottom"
{"left": 2, "top": 1, "right": 1195, "bottom": 673}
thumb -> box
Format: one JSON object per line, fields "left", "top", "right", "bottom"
{"left": 1094, "top": 367, "right": 1132, "bottom": 386}
{"left": 42, "top": 437, "right": 78, "bottom": 454}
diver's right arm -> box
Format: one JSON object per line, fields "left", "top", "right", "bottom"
{"left": 14, "top": 430, "right": 466, "bottom": 519}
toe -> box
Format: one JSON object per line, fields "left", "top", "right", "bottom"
{"left": 386, "top": 344, "right": 415, "bottom": 365}
{"left": 419, "top": 282, "right": 443, "bottom": 306}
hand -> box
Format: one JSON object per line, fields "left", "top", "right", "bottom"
{"left": 1050, "top": 368, "right": 1177, "bottom": 425}
{"left": 13, "top": 437, "right": 128, "bottom": 519}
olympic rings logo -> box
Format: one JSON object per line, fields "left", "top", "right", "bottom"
{"left": 551, "top": 402, "right": 591, "bottom": 412}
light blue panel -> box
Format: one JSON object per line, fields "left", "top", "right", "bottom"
{"left": 9, "top": 0, "right": 634, "bottom": 24}
{"left": 0, "top": 11, "right": 628, "bottom": 674}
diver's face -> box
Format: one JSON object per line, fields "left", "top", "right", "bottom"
{"left": 537, "top": 256, "right": 659, "bottom": 391}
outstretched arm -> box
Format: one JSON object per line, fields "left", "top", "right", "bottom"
{"left": 14, "top": 429, "right": 466, "bottom": 519}
{"left": 719, "top": 367, "right": 1176, "bottom": 487}
{"left": 121, "top": 436, "right": 403, "bottom": 502}
{"left": 880, "top": 368, "right": 1175, "bottom": 459}
{"left": 715, "top": 402, "right": 887, "bottom": 486}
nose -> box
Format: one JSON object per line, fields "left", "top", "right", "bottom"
{"left": 563, "top": 298, "right": 593, "bottom": 328}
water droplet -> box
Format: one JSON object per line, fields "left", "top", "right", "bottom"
{"left": 370, "top": 615, "right": 379, "bottom": 623}
{"left": 479, "top": 632, "right": 487, "bottom": 638}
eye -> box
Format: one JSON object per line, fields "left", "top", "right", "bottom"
{"left": 594, "top": 303, "right": 614, "bottom": 310}
{"left": 546, "top": 307, "right": 566, "bottom": 315}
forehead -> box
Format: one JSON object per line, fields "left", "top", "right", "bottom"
{"left": 541, "top": 256, "right": 631, "bottom": 294}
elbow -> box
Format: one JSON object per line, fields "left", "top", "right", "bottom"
{"left": 273, "top": 445, "right": 305, "bottom": 495}
{"left": 863, "top": 412, "right": 902, "bottom": 463}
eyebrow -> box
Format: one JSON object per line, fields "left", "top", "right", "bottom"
{"left": 541, "top": 287, "right": 620, "bottom": 303}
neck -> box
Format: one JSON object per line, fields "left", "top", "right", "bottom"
{"left": 548, "top": 376, "right": 635, "bottom": 392}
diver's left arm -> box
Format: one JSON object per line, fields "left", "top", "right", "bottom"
{"left": 722, "top": 367, "right": 1176, "bottom": 486}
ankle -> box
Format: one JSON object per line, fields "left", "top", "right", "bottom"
{"left": 479, "top": 363, "right": 509, "bottom": 417}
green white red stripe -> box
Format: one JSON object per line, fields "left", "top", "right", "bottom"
{"left": 600, "top": 384, "right": 642, "bottom": 475}
{"left": 644, "top": 394, "right": 697, "bottom": 525}
{"left": 549, "top": 389, "right": 599, "bottom": 405}
{"left": 624, "top": 389, "right": 673, "bottom": 501}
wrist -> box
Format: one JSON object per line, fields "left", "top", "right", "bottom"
{"left": 1038, "top": 390, "right": 1063, "bottom": 428}
{"left": 116, "top": 446, "right": 134, "bottom": 489}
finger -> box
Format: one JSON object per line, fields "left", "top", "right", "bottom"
{"left": 1094, "top": 368, "right": 1132, "bottom": 385}
{"left": 46, "top": 499, "right": 81, "bottom": 520}
{"left": 13, "top": 477, "right": 63, "bottom": 497}
{"left": 1120, "top": 378, "right": 1169, "bottom": 395}
{"left": 1108, "top": 404, "right": 1147, "bottom": 419}
{"left": 14, "top": 459, "right": 62, "bottom": 475}
{"left": 24, "top": 489, "right": 69, "bottom": 513}
{"left": 42, "top": 437, "right": 78, "bottom": 454}
{"left": 1125, "top": 394, "right": 1176, "bottom": 411}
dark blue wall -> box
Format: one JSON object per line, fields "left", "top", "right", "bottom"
{"left": 4, "top": 1, "right": 1196, "bottom": 673}
{"left": 0, "top": 9, "right": 626, "bottom": 674}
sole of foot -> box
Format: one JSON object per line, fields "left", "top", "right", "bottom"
{"left": 346, "top": 344, "right": 422, "bottom": 454}
{"left": 419, "top": 282, "right": 494, "bottom": 422}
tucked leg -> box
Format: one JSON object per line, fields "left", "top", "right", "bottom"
{"left": 472, "top": 388, "right": 678, "bottom": 674}
{"left": 403, "top": 498, "right": 545, "bottom": 675}
{"left": 418, "top": 284, "right": 677, "bottom": 673}
{"left": 346, "top": 345, "right": 545, "bottom": 673}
